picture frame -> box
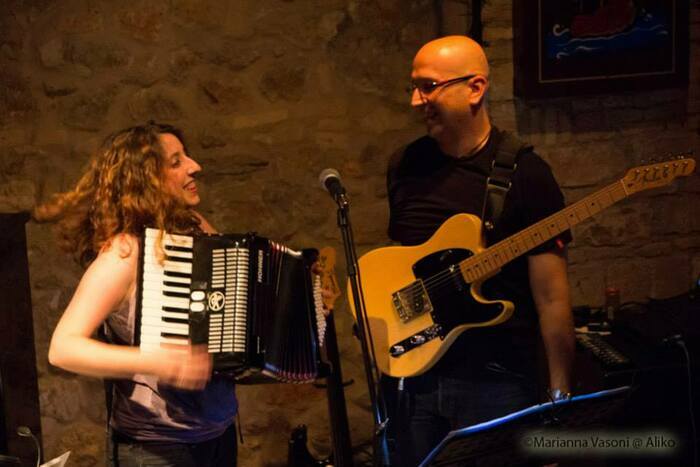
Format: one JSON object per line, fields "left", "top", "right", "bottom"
{"left": 513, "top": 0, "right": 690, "bottom": 98}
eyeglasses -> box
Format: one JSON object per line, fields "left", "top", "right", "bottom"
{"left": 407, "top": 74, "right": 477, "bottom": 99}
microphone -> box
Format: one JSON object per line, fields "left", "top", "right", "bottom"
{"left": 318, "top": 168, "right": 347, "bottom": 202}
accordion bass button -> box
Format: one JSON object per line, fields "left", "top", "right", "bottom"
{"left": 190, "top": 302, "right": 205, "bottom": 312}
{"left": 191, "top": 291, "right": 206, "bottom": 301}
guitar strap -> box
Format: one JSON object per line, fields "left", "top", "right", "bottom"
{"left": 480, "top": 129, "right": 532, "bottom": 235}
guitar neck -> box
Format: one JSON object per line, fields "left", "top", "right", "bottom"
{"left": 459, "top": 180, "right": 628, "bottom": 282}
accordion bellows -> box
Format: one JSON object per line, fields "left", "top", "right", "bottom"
{"left": 136, "top": 228, "right": 326, "bottom": 384}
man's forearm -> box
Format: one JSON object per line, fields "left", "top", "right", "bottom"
{"left": 539, "top": 304, "right": 575, "bottom": 393}
{"left": 529, "top": 250, "right": 575, "bottom": 395}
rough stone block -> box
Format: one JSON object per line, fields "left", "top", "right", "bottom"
{"left": 317, "top": 118, "right": 350, "bottom": 131}
{"left": 168, "top": 46, "right": 197, "bottom": 77}
{"left": 40, "top": 377, "right": 84, "bottom": 423}
{"left": 673, "top": 234, "right": 700, "bottom": 251}
{"left": 195, "top": 38, "right": 261, "bottom": 72}
{"left": 488, "top": 100, "right": 517, "bottom": 131}
{"left": 634, "top": 241, "right": 673, "bottom": 258}
{"left": 1, "top": 44, "right": 16, "bottom": 60}
{"left": 315, "top": 131, "right": 351, "bottom": 151}
{"left": 318, "top": 11, "right": 347, "bottom": 42}
{"left": 118, "top": 1, "right": 167, "bottom": 42}
{"left": 650, "top": 193, "right": 700, "bottom": 235}
{"left": 0, "top": 179, "right": 36, "bottom": 211}
{"left": 482, "top": 2, "right": 511, "bottom": 23}
{"left": 484, "top": 26, "right": 513, "bottom": 42}
{"left": 692, "top": 255, "right": 700, "bottom": 282}
{"left": 605, "top": 258, "right": 654, "bottom": 303}
{"left": 128, "top": 87, "right": 183, "bottom": 122}
{"left": 259, "top": 63, "right": 307, "bottom": 102}
{"left": 488, "top": 62, "right": 514, "bottom": 102}
{"left": 440, "top": 0, "right": 471, "bottom": 37}
{"left": 52, "top": 419, "right": 102, "bottom": 467}
{"left": 569, "top": 261, "right": 606, "bottom": 306}
{"left": 485, "top": 39, "right": 514, "bottom": 64}
{"left": 172, "top": 0, "right": 254, "bottom": 37}
{"left": 0, "top": 69, "right": 37, "bottom": 122}
{"left": 550, "top": 142, "right": 630, "bottom": 188}
{"left": 198, "top": 77, "right": 252, "bottom": 114}
{"left": 56, "top": 5, "right": 105, "bottom": 34}
{"left": 38, "top": 37, "right": 65, "bottom": 68}
{"left": 358, "top": 106, "right": 412, "bottom": 133}
{"left": 650, "top": 255, "right": 692, "bottom": 298}
{"left": 43, "top": 80, "right": 77, "bottom": 98}
{"left": 59, "top": 90, "right": 113, "bottom": 131}
{"left": 231, "top": 109, "right": 289, "bottom": 129}
{"left": 198, "top": 123, "right": 230, "bottom": 149}
{"left": 66, "top": 37, "right": 131, "bottom": 70}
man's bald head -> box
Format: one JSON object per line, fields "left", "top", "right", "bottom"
{"left": 410, "top": 35, "right": 492, "bottom": 156}
{"left": 413, "top": 35, "right": 489, "bottom": 80}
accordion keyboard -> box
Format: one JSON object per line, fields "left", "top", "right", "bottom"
{"left": 138, "top": 229, "right": 194, "bottom": 351}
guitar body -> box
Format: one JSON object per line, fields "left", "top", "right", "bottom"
{"left": 352, "top": 213, "right": 513, "bottom": 378}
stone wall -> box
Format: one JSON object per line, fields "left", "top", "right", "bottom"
{"left": 0, "top": 1, "right": 698, "bottom": 466}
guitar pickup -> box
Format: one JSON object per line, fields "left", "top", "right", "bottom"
{"left": 392, "top": 280, "right": 433, "bottom": 323}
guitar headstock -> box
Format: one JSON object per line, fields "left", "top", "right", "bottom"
{"left": 622, "top": 153, "right": 695, "bottom": 195}
{"left": 318, "top": 247, "right": 341, "bottom": 311}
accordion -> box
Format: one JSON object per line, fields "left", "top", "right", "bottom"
{"left": 136, "top": 228, "right": 327, "bottom": 383}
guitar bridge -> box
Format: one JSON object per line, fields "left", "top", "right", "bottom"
{"left": 392, "top": 280, "right": 433, "bottom": 323}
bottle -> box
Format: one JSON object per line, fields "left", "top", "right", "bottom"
{"left": 604, "top": 287, "right": 620, "bottom": 322}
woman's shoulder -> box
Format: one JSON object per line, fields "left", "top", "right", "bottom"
{"left": 98, "top": 233, "right": 140, "bottom": 262}
{"left": 192, "top": 210, "right": 218, "bottom": 234}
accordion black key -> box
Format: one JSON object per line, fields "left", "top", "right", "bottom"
{"left": 136, "top": 228, "right": 327, "bottom": 383}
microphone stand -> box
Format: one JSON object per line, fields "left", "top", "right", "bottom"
{"left": 333, "top": 192, "right": 391, "bottom": 467}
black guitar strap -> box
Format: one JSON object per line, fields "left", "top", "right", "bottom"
{"left": 481, "top": 129, "right": 532, "bottom": 234}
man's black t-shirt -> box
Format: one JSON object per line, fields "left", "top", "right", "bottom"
{"left": 386, "top": 129, "right": 571, "bottom": 373}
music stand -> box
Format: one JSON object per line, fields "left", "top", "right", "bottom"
{"left": 418, "top": 386, "right": 631, "bottom": 467}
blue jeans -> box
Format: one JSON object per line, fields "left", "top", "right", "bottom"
{"left": 393, "top": 363, "right": 537, "bottom": 466}
{"left": 107, "top": 423, "right": 237, "bottom": 467}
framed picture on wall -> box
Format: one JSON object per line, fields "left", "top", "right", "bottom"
{"left": 513, "top": 0, "right": 690, "bottom": 98}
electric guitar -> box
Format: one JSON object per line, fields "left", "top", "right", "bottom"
{"left": 351, "top": 156, "right": 696, "bottom": 378}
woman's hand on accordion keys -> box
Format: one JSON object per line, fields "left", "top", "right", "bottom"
{"left": 147, "top": 344, "right": 213, "bottom": 390}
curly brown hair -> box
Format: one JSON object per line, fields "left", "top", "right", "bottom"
{"left": 34, "top": 122, "right": 200, "bottom": 267}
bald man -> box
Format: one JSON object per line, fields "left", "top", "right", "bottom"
{"left": 386, "top": 36, "right": 575, "bottom": 465}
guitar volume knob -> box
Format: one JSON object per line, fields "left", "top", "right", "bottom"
{"left": 390, "top": 345, "right": 406, "bottom": 357}
{"left": 410, "top": 335, "right": 426, "bottom": 345}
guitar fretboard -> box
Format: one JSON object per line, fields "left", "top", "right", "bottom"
{"left": 459, "top": 181, "right": 627, "bottom": 283}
